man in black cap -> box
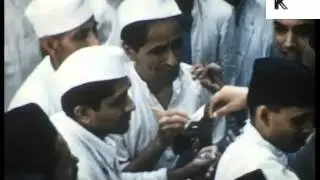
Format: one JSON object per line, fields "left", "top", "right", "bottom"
{"left": 5, "top": 103, "right": 78, "bottom": 180}
{"left": 214, "top": 57, "right": 314, "bottom": 180}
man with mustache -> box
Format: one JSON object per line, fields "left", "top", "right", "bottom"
{"left": 112, "top": 0, "right": 224, "bottom": 179}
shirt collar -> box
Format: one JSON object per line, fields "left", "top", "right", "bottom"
{"left": 52, "top": 112, "right": 117, "bottom": 166}
{"left": 244, "top": 122, "right": 288, "bottom": 165}
{"left": 126, "top": 61, "right": 184, "bottom": 103}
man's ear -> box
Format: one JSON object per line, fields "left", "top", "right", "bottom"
{"left": 40, "top": 37, "right": 59, "bottom": 57}
{"left": 73, "top": 105, "right": 92, "bottom": 125}
{"left": 255, "top": 105, "right": 273, "bottom": 127}
{"left": 40, "top": 37, "right": 61, "bottom": 69}
{"left": 122, "top": 42, "right": 136, "bottom": 57}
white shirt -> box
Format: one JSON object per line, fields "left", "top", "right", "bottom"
{"left": 51, "top": 111, "right": 166, "bottom": 180}
{"left": 7, "top": 56, "right": 54, "bottom": 114}
{"left": 5, "top": 0, "right": 42, "bottom": 110}
{"left": 191, "top": 0, "right": 232, "bottom": 65}
{"left": 113, "top": 60, "right": 226, "bottom": 179}
{"left": 215, "top": 122, "right": 300, "bottom": 180}
{"left": 50, "top": 112, "right": 122, "bottom": 180}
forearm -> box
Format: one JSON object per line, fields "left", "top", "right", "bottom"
{"left": 123, "top": 136, "right": 168, "bottom": 172}
{"left": 121, "top": 165, "right": 199, "bottom": 180}
{"left": 121, "top": 168, "right": 168, "bottom": 180}
{"left": 167, "top": 163, "right": 203, "bottom": 180}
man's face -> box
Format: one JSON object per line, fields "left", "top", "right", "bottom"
{"left": 55, "top": 17, "right": 100, "bottom": 67}
{"left": 53, "top": 135, "right": 78, "bottom": 180}
{"left": 263, "top": 107, "right": 314, "bottom": 153}
{"left": 274, "top": 20, "right": 312, "bottom": 61}
{"left": 128, "top": 19, "right": 184, "bottom": 83}
{"left": 91, "top": 78, "right": 135, "bottom": 134}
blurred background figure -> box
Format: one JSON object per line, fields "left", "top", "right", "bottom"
{"left": 5, "top": 0, "right": 118, "bottom": 111}
{"left": 4, "top": 0, "right": 42, "bottom": 111}
{"left": 7, "top": 0, "right": 100, "bottom": 114}
{"left": 175, "top": 0, "right": 232, "bottom": 65}
{"left": 5, "top": 103, "right": 78, "bottom": 180}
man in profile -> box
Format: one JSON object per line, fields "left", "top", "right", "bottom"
{"left": 215, "top": 57, "right": 314, "bottom": 180}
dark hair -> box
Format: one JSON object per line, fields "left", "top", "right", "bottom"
{"left": 61, "top": 78, "right": 125, "bottom": 119}
{"left": 120, "top": 15, "right": 184, "bottom": 52}
{"left": 308, "top": 21, "right": 314, "bottom": 50}
{"left": 39, "top": 16, "right": 96, "bottom": 57}
{"left": 5, "top": 103, "right": 58, "bottom": 179}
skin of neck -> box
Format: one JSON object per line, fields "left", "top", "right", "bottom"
{"left": 134, "top": 64, "right": 174, "bottom": 94}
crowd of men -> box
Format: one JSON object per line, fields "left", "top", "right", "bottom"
{"left": 4, "top": 0, "right": 315, "bottom": 180}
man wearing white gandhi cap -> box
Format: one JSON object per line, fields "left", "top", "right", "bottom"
{"left": 7, "top": 0, "right": 102, "bottom": 114}
{"left": 110, "top": 0, "right": 226, "bottom": 179}
{"left": 50, "top": 45, "right": 136, "bottom": 180}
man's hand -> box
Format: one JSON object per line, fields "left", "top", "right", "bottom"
{"left": 191, "top": 63, "right": 224, "bottom": 93}
{"left": 152, "top": 108, "right": 189, "bottom": 144}
{"left": 190, "top": 145, "right": 220, "bottom": 167}
{"left": 209, "top": 85, "right": 248, "bottom": 118}
{"left": 167, "top": 145, "right": 220, "bottom": 180}
{"left": 123, "top": 109, "right": 188, "bottom": 172}
{"left": 185, "top": 145, "right": 221, "bottom": 178}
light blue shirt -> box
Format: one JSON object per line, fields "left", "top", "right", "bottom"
{"left": 220, "top": 0, "right": 274, "bottom": 86}
{"left": 191, "top": 0, "right": 232, "bottom": 65}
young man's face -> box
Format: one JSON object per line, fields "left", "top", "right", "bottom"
{"left": 51, "top": 17, "right": 100, "bottom": 68}
{"left": 127, "top": 19, "right": 184, "bottom": 83}
{"left": 273, "top": 19, "right": 313, "bottom": 62}
{"left": 91, "top": 78, "right": 134, "bottom": 135}
{"left": 259, "top": 106, "right": 314, "bottom": 153}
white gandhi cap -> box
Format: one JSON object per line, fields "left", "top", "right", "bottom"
{"left": 51, "top": 45, "right": 127, "bottom": 112}
{"left": 117, "top": 0, "right": 182, "bottom": 33}
{"left": 25, "top": 0, "right": 94, "bottom": 38}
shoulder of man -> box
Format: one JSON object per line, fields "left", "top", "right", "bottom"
{"left": 256, "top": 160, "right": 300, "bottom": 180}
{"left": 179, "top": 63, "right": 202, "bottom": 88}
{"left": 8, "top": 80, "right": 50, "bottom": 112}
{"left": 8, "top": 56, "right": 52, "bottom": 105}
{"left": 217, "top": 134, "right": 282, "bottom": 173}
{"left": 235, "top": 169, "right": 267, "bottom": 180}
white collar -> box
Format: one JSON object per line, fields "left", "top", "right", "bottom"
{"left": 126, "top": 61, "right": 185, "bottom": 101}
{"left": 51, "top": 112, "right": 117, "bottom": 166}
{"left": 244, "top": 123, "right": 288, "bottom": 166}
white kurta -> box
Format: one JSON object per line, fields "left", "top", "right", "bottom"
{"left": 113, "top": 60, "right": 227, "bottom": 179}
{"left": 215, "top": 122, "right": 300, "bottom": 180}
{"left": 50, "top": 112, "right": 122, "bottom": 180}
{"left": 191, "top": 0, "right": 233, "bottom": 65}
{"left": 4, "top": 0, "right": 42, "bottom": 110}
{"left": 7, "top": 56, "right": 54, "bottom": 114}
